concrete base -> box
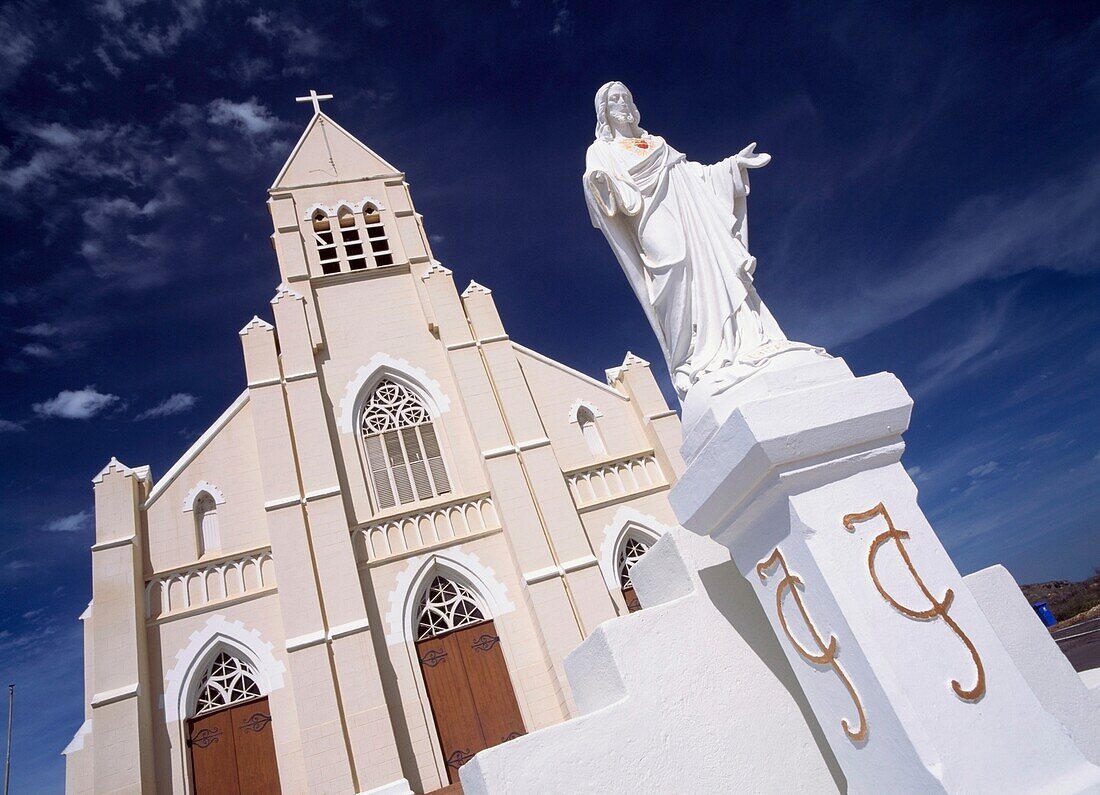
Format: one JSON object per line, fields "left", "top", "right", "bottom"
{"left": 357, "top": 779, "right": 414, "bottom": 795}
{"left": 966, "top": 565, "right": 1100, "bottom": 765}
{"left": 460, "top": 529, "right": 843, "bottom": 794}
{"left": 671, "top": 359, "right": 1100, "bottom": 793}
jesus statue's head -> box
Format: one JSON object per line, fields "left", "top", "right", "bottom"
{"left": 594, "top": 81, "right": 647, "bottom": 141}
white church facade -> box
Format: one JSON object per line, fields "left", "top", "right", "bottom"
{"left": 63, "top": 101, "right": 688, "bottom": 795}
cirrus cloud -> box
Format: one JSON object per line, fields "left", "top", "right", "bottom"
{"left": 135, "top": 392, "right": 196, "bottom": 421}
{"left": 43, "top": 510, "right": 92, "bottom": 533}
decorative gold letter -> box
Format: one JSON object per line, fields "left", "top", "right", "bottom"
{"left": 757, "top": 548, "right": 868, "bottom": 742}
{"left": 842, "top": 503, "right": 985, "bottom": 702}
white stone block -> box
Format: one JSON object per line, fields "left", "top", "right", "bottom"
{"left": 460, "top": 528, "right": 842, "bottom": 794}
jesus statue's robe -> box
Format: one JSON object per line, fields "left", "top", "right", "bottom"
{"left": 584, "top": 134, "right": 787, "bottom": 397}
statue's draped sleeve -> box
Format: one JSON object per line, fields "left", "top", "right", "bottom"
{"left": 691, "top": 157, "right": 752, "bottom": 249}
{"left": 583, "top": 142, "right": 667, "bottom": 360}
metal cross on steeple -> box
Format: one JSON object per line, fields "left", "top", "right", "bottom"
{"left": 295, "top": 89, "right": 334, "bottom": 115}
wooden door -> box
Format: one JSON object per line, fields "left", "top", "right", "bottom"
{"left": 188, "top": 705, "right": 241, "bottom": 795}
{"left": 188, "top": 696, "right": 281, "bottom": 794}
{"left": 417, "top": 620, "right": 525, "bottom": 784}
{"left": 621, "top": 586, "right": 641, "bottom": 613}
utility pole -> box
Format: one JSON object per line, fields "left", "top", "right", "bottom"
{"left": 3, "top": 683, "right": 12, "bottom": 795}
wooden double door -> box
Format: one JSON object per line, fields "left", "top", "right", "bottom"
{"left": 187, "top": 697, "right": 281, "bottom": 794}
{"left": 417, "top": 620, "right": 526, "bottom": 784}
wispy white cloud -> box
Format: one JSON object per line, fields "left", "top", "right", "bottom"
{"left": 800, "top": 156, "right": 1100, "bottom": 348}
{"left": 550, "top": 1, "right": 574, "bottom": 36}
{"left": 967, "top": 461, "right": 1000, "bottom": 478}
{"left": 906, "top": 464, "right": 929, "bottom": 482}
{"left": 135, "top": 392, "right": 196, "bottom": 420}
{"left": 18, "top": 322, "right": 59, "bottom": 337}
{"left": 909, "top": 291, "right": 1016, "bottom": 399}
{"left": 0, "top": 418, "right": 24, "bottom": 432}
{"left": 32, "top": 386, "right": 120, "bottom": 419}
{"left": 20, "top": 343, "right": 53, "bottom": 359}
{"left": 246, "top": 10, "right": 323, "bottom": 58}
{"left": 0, "top": 5, "right": 37, "bottom": 90}
{"left": 93, "top": 0, "right": 205, "bottom": 68}
{"left": 207, "top": 98, "right": 283, "bottom": 136}
{"left": 42, "top": 510, "right": 92, "bottom": 533}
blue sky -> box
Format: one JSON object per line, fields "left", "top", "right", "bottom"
{"left": 0, "top": 1, "right": 1097, "bottom": 790}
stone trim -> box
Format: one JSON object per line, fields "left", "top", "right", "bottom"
{"left": 568, "top": 398, "right": 604, "bottom": 424}
{"left": 384, "top": 548, "right": 515, "bottom": 646}
{"left": 512, "top": 342, "right": 627, "bottom": 399}
{"left": 285, "top": 630, "right": 327, "bottom": 652}
{"left": 91, "top": 535, "right": 135, "bottom": 552}
{"left": 63, "top": 719, "right": 92, "bottom": 756}
{"left": 91, "top": 682, "right": 139, "bottom": 708}
{"left": 162, "top": 614, "right": 286, "bottom": 723}
{"left": 144, "top": 391, "right": 250, "bottom": 508}
{"left": 336, "top": 353, "right": 451, "bottom": 435}
{"left": 264, "top": 495, "right": 302, "bottom": 511}
{"left": 598, "top": 507, "right": 673, "bottom": 592}
{"left": 181, "top": 480, "right": 225, "bottom": 513}
{"left": 523, "top": 555, "right": 599, "bottom": 585}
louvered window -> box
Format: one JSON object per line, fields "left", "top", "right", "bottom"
{"left": 310, "top": 202, "right": 394, "bottom": 275}
{"left": 361, "top": 379, "right": 451, "bottom": 510}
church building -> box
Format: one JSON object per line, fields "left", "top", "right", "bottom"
{"left": 63, "top": 95, "right": 687, "bottom": 794}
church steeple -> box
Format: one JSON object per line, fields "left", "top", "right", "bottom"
{"left": 270, "top": 91, "right": 401, "bottom": 191}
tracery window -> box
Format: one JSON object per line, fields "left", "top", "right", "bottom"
{"left": 195, "top": 492, "right": 220, "bottom": 555}
{"left": 576, "top": 405, "right": 607, "bottom": 457}
{"left": 194, "top": 652, "right": 262, "bottom": 716}
{"left": 618, "top": 536, "right": 652, "bottom": 613}
{"left": 309, "top": 203, "right": 394, "bottom": 276}
{"left": 416, "top": 575, "right": 486, "bottom": 640}
{"left": 361, "top": 379, "right": 451, "bottom": 510}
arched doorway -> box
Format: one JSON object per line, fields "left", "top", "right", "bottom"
{"left": 415, "top": 575, "right": 525, "bottom": 785}
{"left": 186, "top": 651, "right": 281, "bottom": 794}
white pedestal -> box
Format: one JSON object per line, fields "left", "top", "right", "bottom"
{"left": 670, "top": 360, "right": 1100, "bottom": 794}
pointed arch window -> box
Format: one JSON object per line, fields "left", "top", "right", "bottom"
{"left": 309, "top": 202, "right": 394, "bottom": 275}
{"left": 361, "top": 379, "right": 451, "bottom": 510}
{"left": 416, "top": 575, "right": 486, "bottom": 640}
{"left": 576, "top": 405, "right": 607, "bottom": 457}
{"left": 362, "top": 204, "right": 394, "bottom": 267}
{"left": 194, "top": 492, "right": 220, "bottom": 556}
{"left": 194, "top": 652, "right": 262, "bottom": 716}
{"left": 617, "top": 536, "right": 652, "bottom": 613}
{"left": 312, "top": 211, "right": 340, "bottom": 274}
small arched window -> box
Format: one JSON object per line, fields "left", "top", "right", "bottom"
{"left": 309, "top": 203, "right": 394, "bottom": 275}
{"left": 416, "top": 575, "right": 486, "bottom": 640}
{"left": 194, "top": 651, "right": 262, "bottom": 716}
{"left": 576, "top": 406, "right": 607, "bottom": 457}
{"left": 361, "top": 379, "right": 451, "bottom": 510}
{"left": 195, "top": 492, "right": 220, "bottom": 556}
{"left": 617, "top": 536, "right": 652, "bottom": 613}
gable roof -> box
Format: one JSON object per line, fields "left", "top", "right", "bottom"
{"left": 270, "top": 112, "right": 401, "bottom": 191}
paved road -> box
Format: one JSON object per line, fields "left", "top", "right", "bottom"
{"left": 1054, "top": 618, "right": 1100, "bottom": 673}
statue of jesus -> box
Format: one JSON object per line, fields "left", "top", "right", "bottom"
{"left": 584, "top": 81, "right": 818, "bottom": 400}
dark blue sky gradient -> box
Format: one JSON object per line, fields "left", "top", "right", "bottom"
{"left": 0, "top": 2, "right": 1097, "bottom": 790}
